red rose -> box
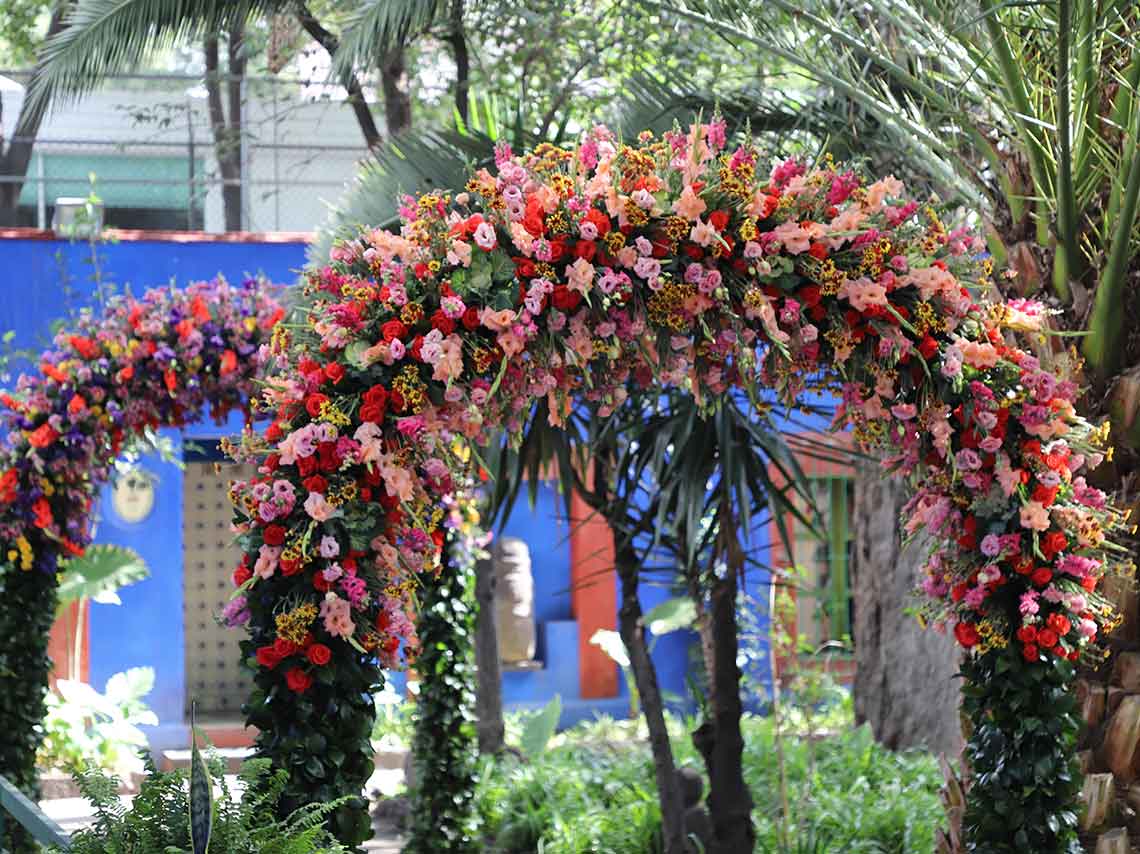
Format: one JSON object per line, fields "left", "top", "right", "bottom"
{"left": 233, "top": 564, "right": 252, "bottom": 587}
{"left": 285, "top": 667, "right": 313, "bottom": 693}
{"left": 324, "top": 362, "right": 346, "bottom": 385}
{"left": 462, "top": 307, "right": 481, "bottom": 330}
{"left": 1022, "top": 643, "right": 1039, "bottom": 662}
{"left": 551, "top": 284, "right": 582, "bottom": 312}
{"left": 302, "top": 475, "right": 328, "bottom": 494}
{"left": 265, "top": 422, "right": 284, "bottom": 442}
{"left": 953, "top": 622, "right": 979, "bottom": 649}
{"left": 256, "top": 645, "right": 282, "bottom": 669}
{"left": 547, "top": 239, "right": 567, "bottom": 262}
{"left": 514, "top": 257, "right": 537, "bottom": 278}
{"left": 280, "top": 557, "right": 304, "bottom": 576}
{"left": 305, "top": 393, "right": 328, "bottom": 418}
{"left": 298, "top": 358, "right": 320, "bottom": 375}
{"left": 1036, "top": 628, "right": 1059, "bottom": 649}
{"left": 363, "top": 385, "right": 389, "bottom": 407}
{"left": 263, "top": 525, "right": 286, "bottom": 546}
{"left": 1032, "top": 484, "right": 1059, "bottom": 507}
{"left": 297, "top": 455, "right": 317, "bottom": 476}
{"left": 1041, "top": 530, "right": 1068, "bottom": 560}
{"left": 1016, "top": 625, "right": 1037, "bottom": 644}
{"left": 918, "top": 335, "right": 939, "bottom": 359}
{"left": 360, "top": 403, "right": 385, "bottom": 423}
{"left": 1047, "top": 613, "right": 1072, "bottom": 635}
{"left": 708, "top": 209, "right": 730, "bottom": 232}
{"left": 313, "top": 573, "right": 332, "bottom": 592}
{"left": 573, "top": 240, "right": 597, "bottom": 262}
{"left": 306, "top": 644, "right": 332, "bottom": 666}
{"left": 431, "top": 309, "right": 455, "bottom": 336}
{"left": 808, "top": 242, "right": 828, "bottom": 261}
{"left": 1030, "top": 567, "right": 1053, "bottom": 587}
{"left": 273, "top": 637, "right": 297, "bottom": 658}
{"left": 1081, "top": 575, "right": 1097, "bottom": 592}
{"left": 410, "top": 335, "right": 424, "bottom": 361}
{"left": 382, "top": 320, "right": 408, "bottom": 342}
{"left": 264, "top": 453, "right": 280, "bottom": 473}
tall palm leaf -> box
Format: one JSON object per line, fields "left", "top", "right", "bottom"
{"left": 24, "top": 0, "right": 278, "bottom": 120}
{"left": 331, "top": 0, "right": 449, "bottom": 82}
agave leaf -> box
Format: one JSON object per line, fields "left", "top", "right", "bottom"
{"left": 189, "top": 704, "right": 213, "bottom": 854}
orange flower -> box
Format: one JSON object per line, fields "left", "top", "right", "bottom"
{"left": 67, "top": 394, "right": 86, "bottom": 417}
{"left": 164, "top": 368, "right": 178, "bottom": 393}
{"left": 0, "top": 469, "right": 17, "bottom": 503}
{"left": 68, "top": 335, "right": 100, "bottom": 360}
{"left": 220, "top": 349, "right": 238, "bottom": 376}
{"left": 27, "top": 423, "right": 59, "bottom": 449}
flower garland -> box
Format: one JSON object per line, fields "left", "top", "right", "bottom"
{"left": 0, "top": 278, "right": 282, "bottom": 852}
{"left": 230, "top": 121, "right": 1128, "bottom": 850}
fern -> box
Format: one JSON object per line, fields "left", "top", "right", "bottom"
{"left": 52, "top": 755, "right": 352, "bottom": 854}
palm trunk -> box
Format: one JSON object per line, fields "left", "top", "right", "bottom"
{"left": 851, "top": 464, "right": 962, "bottom": 755}
{"left": 473, "top": 552, "right": 504, "bottom": 754}
{"left": 204, "top": 33, "right": 244, "bottom": 232}
{"left": 446, "top": 0, "right": 470, "bottom": 125}
{"left": 613, "top": 535, "right": 690, "bottom": 854}
{"left": 380, "top": 47, "right": 413, "bottom": 136}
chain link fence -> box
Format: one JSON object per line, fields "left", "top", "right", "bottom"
{"left": 0, "top": 70, "right": 375, "bottom": 232}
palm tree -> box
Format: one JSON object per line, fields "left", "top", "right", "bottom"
{"left": 21, "top": 0, "right": 462, "bottom": 229}
{"left": 641, "top": 0, "right": 1140, "bottom": 840}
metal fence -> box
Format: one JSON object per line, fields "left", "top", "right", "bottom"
{"left": 0, "top": 69, "right": 375, "bottom": 232}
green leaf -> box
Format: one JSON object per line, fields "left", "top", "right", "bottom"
{"left": 56, "top": 544, "right": 148, "bottom": 613}
{"left": 189, "top": 708, "right": 213, "bottom": 854}
{"left": 519, "top": 695, "right": 561, "bottom": 758}
{"left": 644, "top": 596, "right": 697, "bottom": 636}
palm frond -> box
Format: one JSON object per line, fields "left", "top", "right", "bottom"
{"left": 331, "top": 0, "right": 446, "bottom": 82}
{"left": 26, "top": 0, "right": 277, "bottom": 121}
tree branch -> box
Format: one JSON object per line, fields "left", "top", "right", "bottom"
{"left": 294, "top": 2, "right": 382, "bottom": 148}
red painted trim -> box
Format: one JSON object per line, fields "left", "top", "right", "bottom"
{"left": 47, "top": 601, "right": 88, "bottom": 688}
{"left": 768, "top": 431, "right": 856, "bottom": 682}
{"left": 0, "top": 226, "right": 311, "bottom": 244}
{"left": 568, "top": 489, "right": 619, "bottom": 698}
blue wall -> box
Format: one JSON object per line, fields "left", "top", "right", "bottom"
{"left": 0, "top": 236, "right": 305, "bottom": 366}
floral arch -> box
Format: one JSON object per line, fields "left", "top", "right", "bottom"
{"left": 228, "top": 122, "right": 1125, "bottom": 852}
{"left": 0, "top": 279, "right": 282, "bottom": 850}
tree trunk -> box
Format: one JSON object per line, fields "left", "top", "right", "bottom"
{"left": 293, "top": 3, "right": 382, "bottom": 148}
{"left": 204, "top": 34, "right": 243, "bottom": 232}
{"left": 473, "top": 552, "right": 504, "bottom": 754}
{"left": 699, "top": 557, "right": 755, "bottom": 854}
{"left": 614, "top": 536, "right": 690, "bottom": 854}
{"left": 0, "top": 6, "right": 68, "bottom": 225}
{"left": 446, "top": 0, "right": 470, "bottom": 125}
{"left": 380, "top": 47, "right": 413, "bottom": 136}
{"left": 851, "top": 463, "right": 962, "bottom": 757}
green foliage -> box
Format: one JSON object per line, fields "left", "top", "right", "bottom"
{"left": 960, "top": 648, "right": 1083, "bottom": 854}
{"left": 0, "top": 565, "right": 57, "bottom": 853}
{"left": 405, "top": 534, "right": 481, "bottom": 852}
{"left": 518, "top": 695, "right": 561, "bottom": 758}
{"left": 475, "top": 714, "right": 941, "bottom": 854}
{"left": 189, "top": 719, "right": 212, "bottom": 854}
{"left": 56, "top": 544, "right": 149, "bottom": 612}
{"left": 371, "top": 683, "right": 417, "bottom": 747}
{"left": 38, "top": 667, "right": 159, "bottom": 780}
{"left": 239, "top": 570, "right": 379, "bottom": 847}
{"left": 54, "top": 756, "right": 353, "bottom": 853}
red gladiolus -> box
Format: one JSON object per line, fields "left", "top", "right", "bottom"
{"left": 164, "top": 368, "right": 177, "bottom": 393}
{"left": 280, "top": 557, "right": 304, "bottom": 576}
{"left": 32, "top": 497, "right": 53, "bottom": 528}
{"left": 27, "top": 423, "right": 59, "bottom": 448}
{"left": 285, "top": 667, "right": 313, "bottom": 693}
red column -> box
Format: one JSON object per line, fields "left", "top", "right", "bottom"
{"left": 47, "top": 601, "right": 89, "bottom": 687}
{"left": 568, "top": 490, "right": 619, "bottom": 698}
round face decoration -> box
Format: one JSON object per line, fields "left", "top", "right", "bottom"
{"left": 111, "top": 467, "right": 155, "bottom": 524}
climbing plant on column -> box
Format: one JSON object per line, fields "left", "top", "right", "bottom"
{"left": 0, "top": 279, "right": 282, "bottom": 854}
{"left": 226, "top": 122, "right": 1128, "bottom": 853}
